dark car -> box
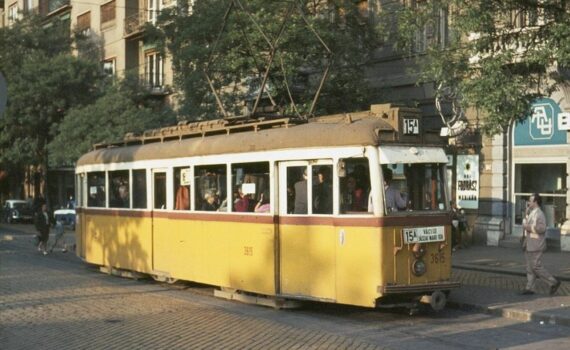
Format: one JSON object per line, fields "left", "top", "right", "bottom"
{"left": 2, "top": 199, "right": 34, "bottom": 224}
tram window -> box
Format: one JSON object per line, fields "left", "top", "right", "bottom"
{"left": 195, "top": 165, "right": 227, "bottom": 212}
{"left": 132, "top": 169, "right": 147, "bottom": 209}
{"left": 312, "top": 165, "right": 332, "bottom": 214}
{"left": 173, "top": 167, "right": 191, "bottom": 210}
{"left": 231, "top": 162, "right": 270, "bottom": 213}
{"left": 382, "top": 163, "right": 447, "bottom": 214}
{"left": 287, "top": 166, "right": 308, "bottom": 214}
{"left": 109, "top": 170, "right": 130, "bottom": 208}
{"left": 339, "top": 159, "right": 370, "bottom": 214}
{"left": 153, "top": 172, "right": 167, "bottom": 210}
{"left": 87, "top": 172, "right": 106, "bottom": 208}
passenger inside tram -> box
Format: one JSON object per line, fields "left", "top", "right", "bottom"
{"left": 201, "top": 192, "right": 219, "bottom": 211}
{"left": 313, "top": 166, "right": 332, "bottom": 214}
{"left": 339, "top": 159, "right": 370, "bottom": 214}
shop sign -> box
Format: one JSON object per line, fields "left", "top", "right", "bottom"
{"left": 456, "top": 155, "right": 479, "bottom": 209}
{"left": 514, "top": 98, "right": 567, "bottom": 146}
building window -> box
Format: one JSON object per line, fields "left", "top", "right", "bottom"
{"left": 102, "top": 59, "right": 116, "bottom": 77}
{"left": 147, "top": 0, "right": 158, "bottom": 25}
{"left": 77, "top": 11, "right": 91, "bottom": 36}
{"left": 24, "top": 0, "right": 34, "bottom": 13}
{"left": 101, "top": 0, "right": 116, "bottom": 26}
{"left": 8, "top": 3, "right": 19, "bottom": 25}
{"left": 514, "top": 164, "right": 567, "bottom": 228}
{"left": 144, "top": 51, "right": 164, "bottom": 89}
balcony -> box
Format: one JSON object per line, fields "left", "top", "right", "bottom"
{"left": 124, "top": 10, "right": 146, "bottom": 38}
{"left": 141, "top": 73, "right": 170, "bottom": 95}
{"left": 39, "top": 0, "right": 71, "bottom": 17}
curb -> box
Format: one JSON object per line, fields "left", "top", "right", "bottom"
{"left": 447, "top": 300, "right": 570, "bottom": 328}
{"left": 452, "top": 264, "right": 570, "bottom": 282}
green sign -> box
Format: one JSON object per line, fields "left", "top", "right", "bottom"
{"left": 514, "top": 98, "right": 567, "bottom": 146}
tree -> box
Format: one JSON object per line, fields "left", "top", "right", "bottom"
{"left": 48, "top": 78, "right": 177, "bottom": 166}
{"left": 0, "top": 15, "right": 102, "bottom": 197}
{"left": 152, "top": 0, "right": 379, "bottom": 120}
{"left": 390, "top": 0, "right": 570, "bottom": 135}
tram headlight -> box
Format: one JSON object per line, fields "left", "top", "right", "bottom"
{"left": 412, "top": 259, "right": 426, "bottom": 276}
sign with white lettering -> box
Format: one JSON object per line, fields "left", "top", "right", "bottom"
{"left": 403, "top": 226, "right": 445, "bottom": 244}
{"left": 180, "top": 168, "right": 192, "bottom": 186}
{"left": 456, "top": 155, "right": 479, "bottom": 209}
{"left": 403, "top": 118, "right": 419, "bottom": 135}
{"left": 514, "top": 98, "right": 567, "bottom": 146}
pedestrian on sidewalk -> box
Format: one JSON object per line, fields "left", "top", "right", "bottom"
{"left": 34, "top": 203, "right": 51, "bottom": 255}
{"left": 520, "top": 193, "right": 561, "bottom": 296}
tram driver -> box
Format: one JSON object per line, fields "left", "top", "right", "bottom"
{"left": 383, "top": 168, "right": 408, "bottom": 212}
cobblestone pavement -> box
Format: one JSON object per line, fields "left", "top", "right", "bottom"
{"left": 452, "top": 268, "right": 569, "bottom": 296}
{"left": 2, "top": 228, "right": 570, "bottom": 349}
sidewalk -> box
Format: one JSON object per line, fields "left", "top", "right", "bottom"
{"left": 450, "top": 245, "right": 570, "bottom": 327}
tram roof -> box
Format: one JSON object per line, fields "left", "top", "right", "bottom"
{"left": 76, "top": 105, "right": 416, "bottom": 167}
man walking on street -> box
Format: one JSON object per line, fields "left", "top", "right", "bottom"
{"left": 520, "top": 193, "right": 561, "bottom": 296}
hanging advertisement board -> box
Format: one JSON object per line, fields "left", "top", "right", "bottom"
{"left": 456, "top": 155, "right": 479, "bottom": 209}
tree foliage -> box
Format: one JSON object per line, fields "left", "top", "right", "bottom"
{"left": 49, "top": 78, "right": 176, "bottom": 166}
{"left": 152, "top": 0, "right": 380, "bottom": 120}
{"left": 390, "top": 0, "right": 570, "bottom": 135}
{"left": 0, "top": 16, "right": 101, "bottom": 169}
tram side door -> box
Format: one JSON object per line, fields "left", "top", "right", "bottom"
{"left": 151, "top": 169, "right": 167, "bottom": 271}
{"left": 278, "top": 161, "right": 336, "bottom": 301}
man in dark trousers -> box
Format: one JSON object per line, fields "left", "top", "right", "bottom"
{"left": 35, "top": 203, "right": 50, "bottom": 255}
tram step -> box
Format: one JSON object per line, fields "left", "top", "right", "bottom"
{"left": 100, "top": 266, "right": 147, "bottom": 280}
{"left": 214, "top": 289, "right": 301, "bottom": 309}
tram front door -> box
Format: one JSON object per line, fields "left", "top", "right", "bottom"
{"left": 278, "top": 161, "right": 336, "bottom": 302}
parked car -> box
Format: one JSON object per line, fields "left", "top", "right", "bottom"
{"left": 2, "top": 199, "right": 34, "bottom": 224}
{"left": 53, "top": 208, "right": 76, "bottom": 230}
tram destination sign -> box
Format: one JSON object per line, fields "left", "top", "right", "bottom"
{"left": 402, "top": 118, "right": 419, "bottom": 135}
{"left": 403, "top": 226, "right": 445, "bottom": 244}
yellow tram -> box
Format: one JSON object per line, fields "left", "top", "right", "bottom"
{"left": 74, "top": 104, "right": 460, "bottom": 311}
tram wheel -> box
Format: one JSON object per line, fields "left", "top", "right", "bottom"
{"left": 151, "top": 275, "right": 178, "bottom": 284}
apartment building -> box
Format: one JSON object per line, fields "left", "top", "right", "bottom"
{"left": 71, "top": 0, "right": 174, "bottom": 100}
{"left": 1, "top": 0, "right": 174, "bottom": 99}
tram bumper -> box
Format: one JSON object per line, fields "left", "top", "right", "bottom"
{"left": 378, "top": 281, "right": 460, "bottom": 295}
{"left": 376, "top": 281, "right": 460, "bottom": 311}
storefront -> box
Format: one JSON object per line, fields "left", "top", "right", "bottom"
{"left": 511, "top": 98, "right": 570, "bottom": 249}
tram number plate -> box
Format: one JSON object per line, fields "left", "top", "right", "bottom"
{"left": 403, "top": 226, "right": 445, "bottom": 244}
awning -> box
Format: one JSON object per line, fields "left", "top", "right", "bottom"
{"left": 379, "top": 146, "right": 448, "bottom": 164}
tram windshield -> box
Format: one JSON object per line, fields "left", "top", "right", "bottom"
{"left": 382, "top": 163, "right": 448, "bottom": 214}
{"left": 379, "top": 146, "right": 448, "bottom": 214}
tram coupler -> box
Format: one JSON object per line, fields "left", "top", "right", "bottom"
{"left": 419, "top": 290, "right": 447, "bottom": 311}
